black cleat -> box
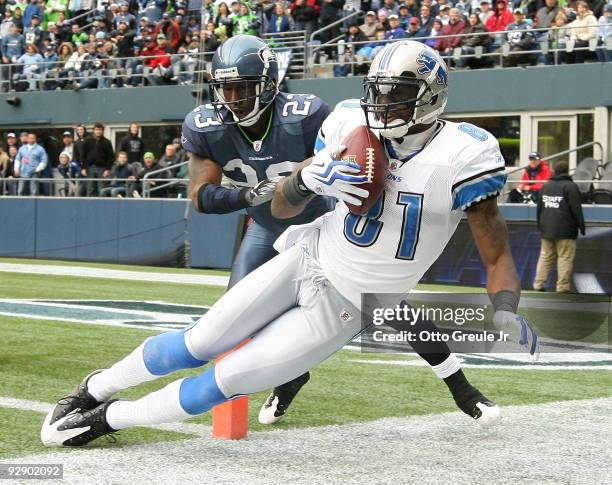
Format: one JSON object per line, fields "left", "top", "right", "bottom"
{"left": 258, "top": 372, "right": 310, "bottom": 425}
{"left": 42, "top": 400, "right": 118, "bottom": 447}
{"left": 44, "top": 370, "right": 104, "bottom": 428}
{"left": 454, "top": 386, "right": 501, "bottom": 427}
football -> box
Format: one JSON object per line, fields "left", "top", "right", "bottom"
{"left": 340, "top": 125, "right": 389, "bottom": 215}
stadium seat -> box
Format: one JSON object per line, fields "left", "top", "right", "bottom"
{"left": 591, "top": 162, "right": 612, "bottom": 204}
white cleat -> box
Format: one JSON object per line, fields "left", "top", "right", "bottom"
{"left": 258, "top": 394, "right": 286, "bottom": 425}
{"left": 474, "top": 401, "right": 502, "bottom": 428}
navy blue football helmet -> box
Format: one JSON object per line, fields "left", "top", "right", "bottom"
{"left": 209, "top": 35, "right": 279, "bottom": 127}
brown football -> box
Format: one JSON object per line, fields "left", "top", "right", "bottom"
{"left": 340, "top": 125, "right": 389, "bottom": 215}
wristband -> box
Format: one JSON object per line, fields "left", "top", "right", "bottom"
{"left": 492, "top": 290, "right": 520, "bottom": 313}
{"left": 282, "top": 170, "right": 312, "bottom": 206}
{"left": 196, "top": 183, "right": 250, "bottom": 214}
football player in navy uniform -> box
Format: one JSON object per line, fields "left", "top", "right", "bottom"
{"left": 181, "top": 35, "right": 333, "bottom": 424}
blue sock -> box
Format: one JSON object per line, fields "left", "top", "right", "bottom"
{"left": 179, "top": 366, "right": 228, "bottom": 415}
{"left": 143, "top": 330, "right": 207, "bottom": 376}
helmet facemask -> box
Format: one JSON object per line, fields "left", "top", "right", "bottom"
{"left": 209, "top": 75, "right": 277, "bottom": 127}
{"left": 361, "top": 74, "right": 437, "bottom": 139}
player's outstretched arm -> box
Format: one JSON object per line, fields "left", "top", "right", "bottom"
{"left": 467, "top": 197, "right": 539, "bottom": 361}
{"left": 189, "top": 152, "right": 279, "bottom": 213}
{"left": 271, "top": 158, "right": 315, "bottom": 219}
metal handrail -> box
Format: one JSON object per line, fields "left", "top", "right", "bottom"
{"left": 142, "top": 160, "right": 189, "bottom": 197}
{"left": 309, "top": 10, "right": 364, "bottom": 43}
{"left": 505, "top": 142, "right": 605, "bottom": 175}
{"left": 68, "top": 7, "right": 100, "bottom": 23}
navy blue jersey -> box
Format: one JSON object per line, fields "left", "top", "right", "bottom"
{"left": 182, "top": 92, "right": 335, "bottom": 232}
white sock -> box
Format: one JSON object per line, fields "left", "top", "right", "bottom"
{"left": 105, "top": 379, "right": 191, "bottom": 430}
{"left": 431, "top": 354, "right": 461, "bottom": 379}
{"left": 88, "top": 340, "right": 157, "bottom": 402}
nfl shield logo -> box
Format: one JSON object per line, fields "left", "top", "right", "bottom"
{"left": 253, "top": 140, "right": 263, "bottom": 152}
{"left": 389, "top": 161, "right": 398, "bottom": 171}
{"left": 339, "top": 309, "right": 353, "bottom": 322}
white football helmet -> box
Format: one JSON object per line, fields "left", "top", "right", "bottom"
{"left": 361, "top": 40, "right": 449, "bottom": 139}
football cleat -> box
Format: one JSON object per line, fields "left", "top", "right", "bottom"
{"left": 43, "top": 370, "right": 105, "bottom": 429}
{"left": 41, "top": 400, "right": 118, "bottom": 447}
{"left": 258, "top": 372, "right": 310, "bottom": 425}
{"left": 454, "top": 386, "right": 501, "bottom": 428}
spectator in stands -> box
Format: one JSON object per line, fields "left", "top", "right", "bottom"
{"left": 14, "top": 131, "right": 48, "bottom": 196}
{"left": 24, "top": 0, "right": 43, "bottom": 28}
{"left": 569, "top": 0, "right": 598, "bottom": 63}
{"left": 232, "top": 2, "right": 260, "bottom": 36}
{"left": 73, "top": 123, "right": 87, "bottom": 164}
{"left": 6, "top": 132, "right": 19, "bottom": 151}
{"left": 114, "top": 1, "right": 135, "bottom": 30}
{"left": 509, "top": 151, "right": 552, "bottom": 203}
{"left": 69, "top": 0, "right": 94, "bottom": 27}
{"left": 290, "top": 0, "right": 318, "bottom": 36}
{"left": 396, "top": 5, "right": 410, "bottom": 30}
{"left": 438, "top": 5, "right": 451, "bottom": 26}
{"left": 399, "top": 0, "right": 418, "bottom": 17}
{"left": 357, "top": 28, "right": 387, "bottom": 59}
{"left": 17, "top": 43, "right": 43, "bottom": 90}
{"left": 500, "top": 9, "right": 536, "bottom": 66}
{"left": 24, "top": 13, "right": 42, "bottom": 46}
{"left": 418, "top": 4, "right": 434, "bottom": 35}
{"left": 536, "top": 0, "right": 560, "bottom": 29}
{"left": 143, "top": 33, "right": 172, "bottom": 85}
{"left": 58, "top": 42, "right": 86, "bottom": 87}
{"left": 548, "top": 9, "right": 570, "bottom": 63}
{"left": 378, "top": 0, "right": 398, "bottom": 18}
{"left": 0, "top": 144, "right": 8, "bottom": 194}
{"left": 119, "top": 122, "right": 144, "bottom": 165}
{"left": 457, "top": 12, "right": 492, "bottom": 68}
{"left": 318, "top": 0, "right": 344, "bottom": 56}
{"left": 172, "top": 137, "right": 186, "bottom": 165}
{"left": 55, "top": 150, "right": 81, "bottom": 196}
{"left": 1, "top": 24, "right": 25, "bottom": 92}
{"left": 478, "top": 0, "right": 494, "bottom": 25}
{"left": 435, "top": 8, "right": 466, "bottom": 63}
{"left": 11, "top": 8, "right": 24, "bottom": 32}
{"left": 73, "top": 40, "right": 110, "bottom": 90}
{"left": 406, "top": 16, "right": 423, "bottom": 38}
{"left": 267, "top": 2, "right": 294, "bottom": 37}
{"left": 597, "top": 4, "right": 612, "bottom": 62}
{"left": 45, "top": 0, "right": 68, "bottom": 26}
{"left": 70, "top": 22, "right": 88, "bottom": 45}
{"left": 133, "top": 150, "right": 165, "bottom": 197}
{"left": 360, "top": 11, "right": 380, "bottom": 40}
{"left": 3, "top": 145, "right": 19, "bottom": 195}
{"left": 486, "top": 0, "right": 513, "bottom": 49}
{"left": 424, "top": 17, "right": 443, "bottom": 47}
{"left": 155, "top": 12, "right": 181, "bottom": 52}
{"left": 214, "top": 2, "right": 233, "bottom": 40}
{"left": 1, "top": 9, "right": 13, "bottom": 40}
{"left": 201, "top": 22, "right": 219, "bottom": 58}
{"left": 111, "top": 19, "right": 135, "bottom": 63}
{"left": 158, "top": 143, "right": 181, "bottom": 176}
{"left": 100, "top": 151, "right": 136, "bottom": 197}
{"left": 61, "top": 130, "right": 74, "bottom": 159}
{"left": 533, "top": 159, "right": 585, "bottom": 293}
{"left": 81, "top": 122, "right": 114, "bottom": 196}
{"left": 385, "top": 14, "right": 406, "bottom": 40}
{"left": 140, "top": 0, "right": 167, "bottom": 24}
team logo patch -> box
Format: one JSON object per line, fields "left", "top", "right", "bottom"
{"left": 342, "top": 155, "right": 357, "bottom": 163}
{"left": 253, "top": 140, "right": 263, "bottom": 152}
{"left": 389, "top": 160, "right": 399, "bottom": 172}
{"left": 340, "top": 309, "right": 353, "bottom": 322}
{"left": 416, "top": 51, "right": 448, "bottom": 86}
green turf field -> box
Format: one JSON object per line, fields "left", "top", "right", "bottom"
{"left": 1, "top": 260, "right": 610, "bottom": 460}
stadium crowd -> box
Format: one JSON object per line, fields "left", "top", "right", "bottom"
{"left": 0, "top": 123, "right": 188, "bottom": 197}
{"left": 0, "top": 0, "right": 610, "bottom": 90}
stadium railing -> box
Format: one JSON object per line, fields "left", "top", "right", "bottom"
{"left": 1, "top": 23, "right": 610, "bottom": 93}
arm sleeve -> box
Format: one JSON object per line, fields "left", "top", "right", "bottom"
{"left": 451, "top": 136, "right": 507, "bottom": 211}
{"left": 567, "top": 183, "right": 586, "bottom": 235}
{"left": 36, "top": 148, "right": 48, "bottom": 172}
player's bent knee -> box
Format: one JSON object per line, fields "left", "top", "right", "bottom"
{"left": 143, "top": 330, "right": 207, "bottom": 376}
{"left": 179, "top": 366, "right": 228, "bottom": 415}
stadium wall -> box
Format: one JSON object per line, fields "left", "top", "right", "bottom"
{"left": 0, "top": 198, "right": 242, "bottom": 269}
{"left": 0, "top": 64, "right": 610, "bottom": 126}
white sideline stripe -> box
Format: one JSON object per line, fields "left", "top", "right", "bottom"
{"left": 2, "top": 397, "right": 611, "bottom": 484}
{"left": 0, "top": 263, "right": 230, "bottom": 287}
{"left": 0, "top": 396, "right": 211, "bottom": 438}
{"left": 350, "top": 359, "right": 612, "bottom": 371}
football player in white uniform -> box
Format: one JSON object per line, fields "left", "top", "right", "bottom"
{"left": 41, "top": 41, "right": 538, "bottom": 447}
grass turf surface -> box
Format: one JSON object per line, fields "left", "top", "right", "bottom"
{"left": 1, "top": 263, "right": 611, "bottom": 459}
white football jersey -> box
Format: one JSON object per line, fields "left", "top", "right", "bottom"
{"left": 315, "top": 100, "right": 507, "bottom": 307}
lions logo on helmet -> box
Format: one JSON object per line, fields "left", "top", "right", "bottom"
{"left": 361, "top": 40, "right": 449, "bottom": 139}
{"left": 209, "top": 35, "right": 279, "bottom": 127}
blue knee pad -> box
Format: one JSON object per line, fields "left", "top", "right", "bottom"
{"left": 143, "top": 330, "right": 207, "bottom": 376}
{"left": 179, "top": 366, "right": 227, "bottom": 415}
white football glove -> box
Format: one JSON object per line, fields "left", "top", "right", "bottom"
{"left": 243, "top": 177, "right": 281, "bottom": 207}
{"left": 301, "top": 144, "right": 370, "bottom": 206}
{"left": 493, "top": 311, "right": 540, "bottom": 362}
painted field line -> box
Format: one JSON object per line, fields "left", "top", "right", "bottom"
{"left": 2, "top": 397, "right": 611, "bottom": 484}
{"left": 350, "top": 358, "right": 612, "bottom": 371}
{"left": 0, "top": 263, "right": 229, "bottom": 287}
{"left": 0, "top": 396, "right": 210, "bottom": 438}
